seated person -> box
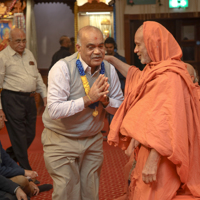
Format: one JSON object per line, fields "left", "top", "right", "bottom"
{"left": 0, "top": 117, "right": 52, "bottom": 200}
{"left": 0, "top": 174, "right": 28, "bottom": 200}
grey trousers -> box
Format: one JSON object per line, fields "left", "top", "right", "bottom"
{"left": 42, "top": 128, "right": 104, "bottom": 200}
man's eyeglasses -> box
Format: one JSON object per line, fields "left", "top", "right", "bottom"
{"left": 14, "top": 39, "right": 27, "bottom": 44}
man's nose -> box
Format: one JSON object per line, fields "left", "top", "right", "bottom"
{"left": 94, "top": 47, "right": 100, "bottom": 54}
{"left": 134, "top": 46, "right": 138, "bottom": 53}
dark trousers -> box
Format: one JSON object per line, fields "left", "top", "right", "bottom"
{"left": 1, "top": 90, "right": 37, "bottom": 170}
{"left": 0, "top": 191, "right": 17, "bottom": 200}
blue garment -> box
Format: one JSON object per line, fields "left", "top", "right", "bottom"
{"left": 0, "top": 141, "right": 24, "bottom": 178}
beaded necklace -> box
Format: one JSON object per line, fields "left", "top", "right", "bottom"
{"left": 76, "top": 54, "right": 105, "bottom": 117}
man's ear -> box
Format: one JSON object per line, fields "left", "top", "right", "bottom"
{"left": 76, "top": 44, "right": 81, "bottom": 53}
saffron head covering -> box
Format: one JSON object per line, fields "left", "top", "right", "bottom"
{"left": 143, "top": 21, "right": 182, "bottom": 63}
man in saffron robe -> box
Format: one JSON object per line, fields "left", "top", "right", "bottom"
{"left": 105, "top": 21, "right": 200, "bottom": 200}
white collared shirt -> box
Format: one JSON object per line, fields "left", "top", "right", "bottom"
{"left": 47, "top": 56, "right": 124, "bottom": 120}
{"left": 0, "top": 45, "right": 47, "bottom": 109}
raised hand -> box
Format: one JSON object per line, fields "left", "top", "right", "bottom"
{"left": 88, "top": 74, "right": 109, "bottom": 103}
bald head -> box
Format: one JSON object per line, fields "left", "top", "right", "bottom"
{"left": 76, "top": 25, "right": 105, "bottom": 70}
{"left": 186, "top": 63, "right": 198, "bottom": 83}
{"left": 59, "top": 36, "right": 71, "bottom": 47}
{"left": 9, "top": 28, "right": 26, "bottom": 56}
{"left": 136, "top": 25, "right": 143, "bottom": 36}
{"left": 77, "top": 26, "right": 103, "bottom": 46}
{"left": 9, "top": 28, "right": 25, "bottom": 40}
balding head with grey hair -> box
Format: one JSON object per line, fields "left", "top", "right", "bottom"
{"left": 8, "top": 28, "right": 26, "bottom": 56}
{"left": 76, "top": 25, "right": 105, "bottom": 72}
{"left": 77, "top": 26, "right": 103, "bottom": 46}
{"left": 9, "top": 28, "right": 25, "bottom": 41}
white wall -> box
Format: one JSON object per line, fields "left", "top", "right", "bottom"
{"left": 34, "top": 3, "right": 74, "bottom": 69}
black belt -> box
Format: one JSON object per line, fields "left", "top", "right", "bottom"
{"left": 3, "top": 89, "right": 35, "bottom": 97}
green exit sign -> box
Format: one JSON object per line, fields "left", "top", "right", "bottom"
{"left": 169, "top": 0, "right": 189, "bottom": 8}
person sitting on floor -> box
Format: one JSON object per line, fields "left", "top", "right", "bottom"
{"left": 0, "top": 174, "right": 29, "bottom": 200}
{"left": 0, "top": 117, "right": 53, "bottom": 200}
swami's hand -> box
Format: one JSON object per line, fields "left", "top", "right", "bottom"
{"left": 88, "top": 74, "right": 109, "bottom": 103}
{"left": 16, "top": 187, "right": 28, "bottom": 200}
{"left": 24, "top": 170, "right": 38, "bottom": 179}
{"left": 142, "top": 148, "right": 161, "bottom": 184}
{"left": 104, "top": 55, "right": 113, "bottom": 63}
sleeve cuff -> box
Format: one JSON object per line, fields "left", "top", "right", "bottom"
{"left": 77, "top": 98, "right": 85, "bottom": 111}
{"left": 40, "top": 91, "right": 47, "bottom": 99}
{"left": 14, "top": 186, "right": 20, "bottom": 194}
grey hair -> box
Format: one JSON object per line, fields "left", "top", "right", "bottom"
{"left": 77, "top": 36, "right": 81, "bottom": 46}
{"left": 76, "top": 26, "right": 103, "bottom": 46}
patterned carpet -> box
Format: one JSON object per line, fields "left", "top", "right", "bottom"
{"left": 29, "top": 143, "right": 128, "bottom": 200}
{"left": 0, "top": 115, "right": 129, "bottom": 200}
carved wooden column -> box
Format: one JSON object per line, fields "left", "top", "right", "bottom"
{"left": 115, "top": 0, "right": 126, "bottom": 57}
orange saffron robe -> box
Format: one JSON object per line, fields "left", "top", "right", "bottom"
{"left": 108, "top": 21, "right": 200, "bottom": 200}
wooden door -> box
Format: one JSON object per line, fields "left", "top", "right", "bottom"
{"left": 176, "top": 19, "right": 200, "bottom": 77}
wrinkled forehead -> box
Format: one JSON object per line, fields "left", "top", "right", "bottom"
{"left": 11, "top": 31, "right": 26, "bottom": 40}
{"left": 82, "top": 30, "right": 104, "bottom": 44}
